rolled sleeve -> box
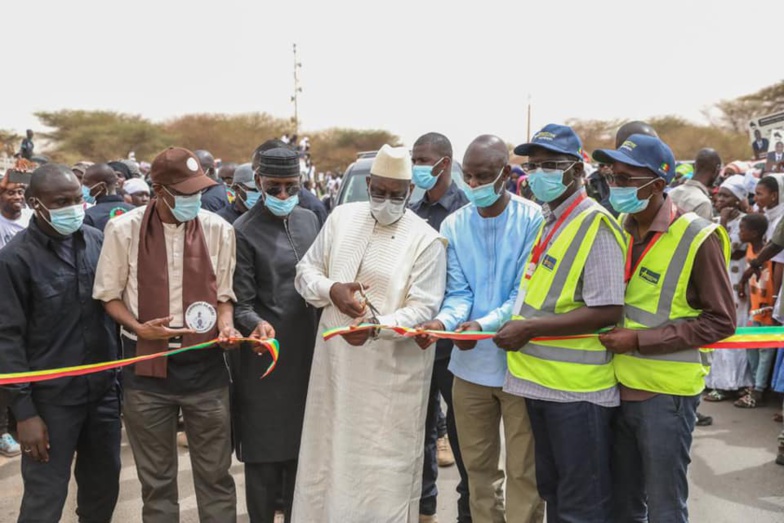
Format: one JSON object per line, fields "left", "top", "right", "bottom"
{"left": 216, "top": 222, "right": 237, "bottom": 303}
{"left": 581, "top": 223, "right": 625, "bottom": 307}
{"left": 92, "top": 218, "right": 129, "bottom": 303}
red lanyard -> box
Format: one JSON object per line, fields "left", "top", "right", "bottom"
{"left": 526, "top": 194, "right": 586, "bottom": 279}
{"left": 624, "top": 207, "right": 677, "bottom": 283}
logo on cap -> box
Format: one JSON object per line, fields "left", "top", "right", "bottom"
{"left": 185, "top": 301, "right": 217, "bottom": 333}
{"left": 186, "top": 158, "right": 199, "bottom": 172}
{"left": 660, "top": 162, "right": 670, "bottom": 173}
{"left": 620, "top": 140, "right": 638, "bottom": 152}
{"left": 534, "top": 131, "right": 556, "bottom": 142}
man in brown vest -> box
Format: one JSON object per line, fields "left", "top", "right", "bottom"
{"left": 94, "top": 147, "right": 240, "bottom": 522}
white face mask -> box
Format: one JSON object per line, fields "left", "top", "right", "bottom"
{"left": 369, "top": 198, "right": 407, "bottom": 226}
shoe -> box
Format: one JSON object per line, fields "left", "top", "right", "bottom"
{"left": 419, "top": 515, "right": 438, "bottom": 523}
{"left": 177, "top": 431, "right": 189, "bottom": 448}
{"left": 695, "top": 412, "right": 713, "bottom": 427}
{"left": 274, "top": 512, "right": 285, "bottom": 523}
{"left": 0, "top": 433, "right": 21, "bottom": 457}
{"left": 776, "top": 453, "right": 784, "bottom": 466}
{"left": 436, "top": 436, "right": 455, "bottom": 467}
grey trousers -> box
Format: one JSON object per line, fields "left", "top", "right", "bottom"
{"left": 123, "top": 387, "right": 236, "bottom": 523}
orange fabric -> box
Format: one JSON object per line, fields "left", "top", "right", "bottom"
{"left": 747, "top": 244, "right": 775, "bottom": 325}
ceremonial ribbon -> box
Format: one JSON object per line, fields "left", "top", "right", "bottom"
{"left": 0, "top": 338, "right": 280, "bottom": 386}
{"left": 323, "top": 324, "right": 784, "bottom": 350}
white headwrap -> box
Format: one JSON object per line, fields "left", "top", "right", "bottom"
{"left": 720, "top": 175, "right": 747, "bottom": 201}
{"left": 123, "top": 177, "right": 150, "bottom": 195}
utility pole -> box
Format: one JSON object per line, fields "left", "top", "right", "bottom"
{"left": 291, "top": 43, "right": 303, "bottom": 135}
{"left": 526, "top": 94, "right": 532, "bottom": 142}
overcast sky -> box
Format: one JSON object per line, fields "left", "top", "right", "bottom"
{"left": 4, "top": 0, "right": 781, "bottom": 159}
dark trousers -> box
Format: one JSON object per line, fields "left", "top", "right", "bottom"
{"left": 612, "top": 394, "right": 699, "bottom": 523}
{"left": 526, "top": 399, "right": 615, "bottom": 523}
{"left": 0, "top": 387, "right": 10, "bottom": 434}
{"left": 123, "top": 386, "right": 235, "bottom": 523}
{"left": 420, "top": 357, "right": 471, "bottom": 521}
{"left": 18, "top": 385, "right": 121, "bottom": 523}
{"left": 245, "top": 460, "right": 297, "bottom": 523}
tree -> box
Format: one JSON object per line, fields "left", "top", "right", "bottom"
{"left": 708, "top": 80, "right": 784, "bottom": 133}
{"left": 35, "top": 110, "right": 170, "bottom": 164}
{"left": 308, "top": 128, "right": 401, "bottom": 173}
{"left": 0, "top": 130, "right": 21, "bottom": 157}
{"left": 163, "top": 112, "right": 291, "bottom": 163}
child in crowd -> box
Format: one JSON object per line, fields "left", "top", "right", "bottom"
{"left": 705, "top": 176, "right": 753, "bottom": 401}
{"left": 737, "top": 213, "right": 775, "bottom": 407}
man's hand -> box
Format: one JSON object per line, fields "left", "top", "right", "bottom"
{"left": 18, "top": 416, "right": 49, "bottom": 463}
{"left": 454, "top": 321, "right": 482, "bottom": 351}
{"left": 340, "top": 316, "right": 373, "bottom": 346}
{"left": 413, "top": 320, "right": 445, "bottom": 350}
{"left": 737, "top": 281, "right": 748, "bottom": 300}
{"left": 249, "top": 321, "right": 277, "bottom": 354}
{"left": 598, "top": 328, "right": 638, "bottom": 354}
{"left": 493, "top": 320, "right": 538, "bottom": 352}
{"left": 135, "top": 316, "right": 194, "bottom": 341}
{"left": 329, "top": 282, "right": 369, "bottom": 319}
{"left": 740, "top": 264, "right": 761, "bottom": 291}
{"left": 218, "top": 324, "right": 243, "bottom": 350}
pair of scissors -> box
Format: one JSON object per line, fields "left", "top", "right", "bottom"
{"left": 358, "top": 283, "right": 381, "bottom": 325}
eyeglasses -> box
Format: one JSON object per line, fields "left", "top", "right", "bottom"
{"left": 521, "top": 161, "right": 576, "bottom": 172}
{"left": 262, "top": 184, "right": 300, "bottom": 197}
{"left": 603, "top": 173, "right": 656, "bottom": 186}
{"left": 368, "top": 189, "right": 409, "bottom": 204}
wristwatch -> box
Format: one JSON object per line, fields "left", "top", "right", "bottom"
{"left": 750, "top": 258, "right": 763, "bottom": 270}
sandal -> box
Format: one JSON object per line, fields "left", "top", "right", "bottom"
{"left": 734, "top": 390, "right": 763, "bottom": 408}
{"left": 704, "top": 390, "right": 730, "bottom": 402}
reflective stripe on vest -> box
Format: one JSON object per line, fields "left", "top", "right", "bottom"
{"left": 507, "top": 204, "right": 626, "bottom": 393}
{"left": 615, "top": 212, "right": 731, "bottom": 396}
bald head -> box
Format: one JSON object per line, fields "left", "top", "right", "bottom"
{"left": 615, "top": 121, "right": 659, "bottom": 148}
{"left": 694, "top": 148, "right": 722, "bottom": 185}
{"left": 30, "top": 164, "right": 79, "bottom": 198}
{"left": 83, "top": 163, "right": 120, "bottom": 188}
{"left": 463, "top": 135, "right": 508, "bottom": 171}
{"left": 195, "top": 150, "right": 216, "bottom": 179}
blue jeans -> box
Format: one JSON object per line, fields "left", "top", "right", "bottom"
{"left": 526, "top": 399, "right": 615, "bottom": 523}
{"left": 612, "top": 394, "right": 700, "bottom": 523}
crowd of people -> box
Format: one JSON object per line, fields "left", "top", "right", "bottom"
{"left": 0, "top": 120, "right": 781, "bottom": 523}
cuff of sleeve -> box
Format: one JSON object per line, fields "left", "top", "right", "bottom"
{"left": 635, "top": 330, "right": 656, "bottom": 354}
{"left": 476, "top": 313, "right": 498, "bottom": 333}
{"left": 317, "top": 279, "right": 338, "bottom": 304}
{"left": 11, "top": 394, "right": 37, "bottom": 422}
{"left": 434, "top": 313, "right": 457, "bottom": 332}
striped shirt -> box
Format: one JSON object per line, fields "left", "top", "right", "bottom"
{"left": 502, "top": 189, "right": 625, "bottom": 407}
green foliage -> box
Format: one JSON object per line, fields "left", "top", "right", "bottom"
{"left": 0, "top": 129, "right": 22, "bottom": 157}
{"left": 710, "top": 80, "right": 784, "bottom": 133}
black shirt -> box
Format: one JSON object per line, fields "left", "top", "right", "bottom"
{"left": 201, "top": 183, "right": 230, "bottom": 212}
{"left": 410, "top": 182, "right": 469, "bottom": 360}
{"left": 19, "top": 138, "right": 33, "bottom": 160}
{"left": 84, "top": 195, "right": 135, "bottom": 232}
{"left": 216, "top": 202, "right": 244, "bottom": 225}
{"left": 0, "top": 218, "right": 118, "bottom": 420}
{"left": 298, "top": 189, "right": 328, "bottom": 227}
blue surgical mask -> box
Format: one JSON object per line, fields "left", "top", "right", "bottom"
{"left": 609, "top": 179, "right": 657, "bottom": 214}
{"left": 243, "top": 190, "right": 261, "bottom": 208}
{"left": 412, "top": 158, "right": 446, "bottom": 191}
{"left": 528, "top": 166, "right": 574, "bottom": 203}
{"left": 37, "top": 200, "right": 85, "bottom": 236}
{"left": 264, "top": 192, "right": 299, "bottom": 217}
{"left": 82, "top": 185, "right": 95, "bottom": 205}
{"left": 164, "top": 187, "right": 202, "bottom": 222}
{"left": 463, "top": 167, "right": 505, "bottom": 208}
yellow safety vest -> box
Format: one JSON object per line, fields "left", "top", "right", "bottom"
{"left": 507, "top": 204, "right": 626, "bottom": 393}
{"left": 614, "top": 212, "right": 731, "bottom": 396}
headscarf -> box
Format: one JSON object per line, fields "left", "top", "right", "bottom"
{"left": 123, "top": 178, "right": 150, "bottom": 195}
{"left": 719, "top": 175, "right": 747, "bottom": 202}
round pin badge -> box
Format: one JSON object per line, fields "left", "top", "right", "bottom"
{"left": 185, "top": 301, "right": 217, "bottom": 333}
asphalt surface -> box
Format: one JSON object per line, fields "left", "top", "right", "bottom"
{"left": 0, "top": 399, "right": 782, "bottom": 522}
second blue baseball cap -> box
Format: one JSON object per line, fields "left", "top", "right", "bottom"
{"left": 514, "top": 124, "right": 583, "bottom": 159}
{"left": 592, "top": 134, "right": 676, "bottom": 183}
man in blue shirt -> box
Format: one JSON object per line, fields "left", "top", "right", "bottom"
{"left": 416, "top": 135, "right": 544, "bottom": 522}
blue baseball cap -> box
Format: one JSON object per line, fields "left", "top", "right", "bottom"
{"left": 593, "top": 134, "right": 676, "bottom": 183}
{"left": 514, "top": 124, "right": 583, "bottom": 159}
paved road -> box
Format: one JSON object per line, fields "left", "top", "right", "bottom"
{"left": 1, "top": 399, "right": 782, "bottom": 522}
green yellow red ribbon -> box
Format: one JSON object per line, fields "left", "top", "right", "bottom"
{"left": 323, "top": 325, "right": 784, "bottom": 350}
{"left": 0, "top": 338, "right": 280, "bottom": 386}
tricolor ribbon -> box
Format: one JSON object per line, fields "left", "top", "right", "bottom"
{"left": 0, "top": 338, "right": 280, "bottom": 386}
{"left": 323, "top": 325, "right": 784, "bottom": 350}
